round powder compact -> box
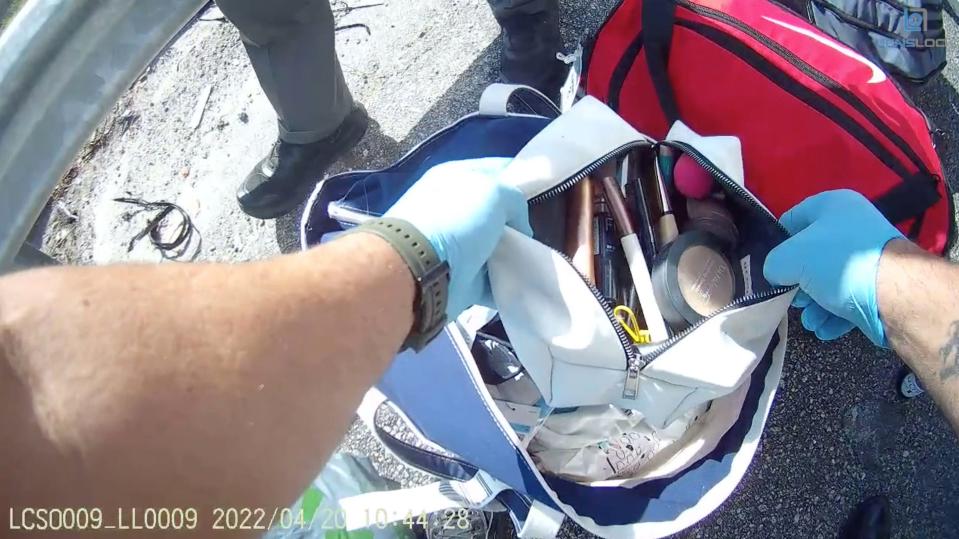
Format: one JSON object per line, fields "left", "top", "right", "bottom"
{"left": 651, "top": 231, "right": 737, "bottom": 330}
{"left": 686, "top": 197, "right": 739, "bottom": 248}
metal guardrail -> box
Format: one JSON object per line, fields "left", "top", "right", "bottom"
{"left": 0, "top": 0, "right": 206, "bottom": 273}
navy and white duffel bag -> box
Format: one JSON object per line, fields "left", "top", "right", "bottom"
{"left": 300, "top": 84, "right": 794, "bottom": 538}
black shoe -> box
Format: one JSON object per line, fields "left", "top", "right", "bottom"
{"left": 840, "top": 495, "right": 892, "bottom": 539}
{"left": 237, "top": 105, "right": 369, "bottom": 219}
{"left": 496, "top": 5, "right": 568, "bottom": 102}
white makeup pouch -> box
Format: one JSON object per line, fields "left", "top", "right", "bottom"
{"left": 488, "top": 95, "right": 796, "bottom": 430}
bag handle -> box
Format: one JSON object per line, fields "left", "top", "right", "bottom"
{"left": 517, "top": 500, "right": 565, "bottom": 539}
{"left": 872, "top": 175, "right": 942, "bottom": 240}
{"left": 642, "top": 0, "right": 681, "bottom": 125}
{"left": 479, "top": 83, "right": 561, "bottom": 118}
{"left": 357, "top": 388, "right": 478, "bottom": 480}
{"left": 353, "top": 389, "right": 564, "bottom": 537}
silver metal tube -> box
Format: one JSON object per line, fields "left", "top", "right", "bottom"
{"left": 0, "top": 0, "right": 206, "bottom": 272}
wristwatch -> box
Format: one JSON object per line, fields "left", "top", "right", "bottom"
{"left": 351, "top": 218, "right": 450, "bottom": 351}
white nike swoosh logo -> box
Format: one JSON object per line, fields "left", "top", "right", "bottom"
{"left": 762, "top": 16, "right": 887, "bottom": 84}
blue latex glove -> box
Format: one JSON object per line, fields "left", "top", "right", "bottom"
{"left": 763, "top": 190, "right": 903, "bottom": 346}
{"left": 385, "top": 158, "right": 532, "bottom": 319}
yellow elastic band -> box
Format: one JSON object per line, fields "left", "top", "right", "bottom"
{"left": 614, "top": 305, "right": 652, "bottom": 344}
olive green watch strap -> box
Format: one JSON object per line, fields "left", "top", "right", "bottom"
{"left": 351, "top": 218, "right": 450, "bottom": 351}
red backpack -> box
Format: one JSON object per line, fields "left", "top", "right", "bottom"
{"left": 584, "top": 0, "right": 951, "bottom": 254}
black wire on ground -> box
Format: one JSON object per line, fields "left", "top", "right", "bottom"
{"left": 114, "top": 197, "right": 196, "bottom": 255}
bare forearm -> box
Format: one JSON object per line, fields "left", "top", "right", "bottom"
{"left": 0, "top": 233, "right": 412, "bottom": 522}
{"left": 878, "top": 239, "right": 959, "bottom": 432}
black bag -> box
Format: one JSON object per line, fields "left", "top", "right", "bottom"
{"left": 785, "top": 0, "right": 948, "bottom": 84}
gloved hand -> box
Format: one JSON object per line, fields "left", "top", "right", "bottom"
{"left": 763, "top": 190, "right": 903, "bottom": 347}
{"left": 386, "top": 158, "right": 532, "bottom": 319}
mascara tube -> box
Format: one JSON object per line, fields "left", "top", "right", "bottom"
{"left": 593, "top": 184, "right": 618, "bottom": 303}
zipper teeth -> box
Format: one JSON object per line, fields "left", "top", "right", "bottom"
{"left": 674, "top": 0, "right": 930, "bottom": 178}
{"left": 661, "top": 141, "right": 789, "bottom": 236}
{"left": 553, "top": 247, "right": 637, "bottom": 363}
{"left": 638, "top": 140, "right": 794, "bottom": 361}
{"left": 528, "top": 142, "right": 651, "bottom": 205}
{"left": 528, "top": 146, "right": 644, "bottom": 362}
{"left": 531, "top": 140, "right": 795, "bottom": 373}
{"left": 673, "top": 18, "right": 912, "bottom": 181}
{"left": 642, "top": 287, "right": 791, "bottom": 361}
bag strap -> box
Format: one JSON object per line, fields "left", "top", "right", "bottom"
{"left": 352, "top": 389, "right": 561, "bottom": 534}
{"left": 478, "top": 83, "right": 561, "bottom": 118}
{"left": 642, "top": 1, "right": 681, "bottom": 125}
{"left": 872, "top": 174, "right": 942, "bottom": 240}
{"left": 357, "top": 388, "right": 478, "bottom": 480}
{"left": 516, "top": 500, "right": 565, "bottom": 539}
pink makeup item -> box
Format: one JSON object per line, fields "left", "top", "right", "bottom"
{"left": 673, "top": 154, "right": 714, "bottom": 200}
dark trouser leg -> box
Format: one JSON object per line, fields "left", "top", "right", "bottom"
{"left": 487, "top": 0, "right": 557, "bottom": 20}
{"left": 217, "top": 0, "right": 353, "bottom": 143}
{"left": 486, "top": 0, "right": 564, "bottom": 95}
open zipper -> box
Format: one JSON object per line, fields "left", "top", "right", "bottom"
{"left": 326, "top": 116, "right": 796, "bottom": 398}
{"left": 637, "top": 140, "right": 794, "bottom": 366}
{"left": 673, "top": 0, "right": 933, "bottom": 180}
{"left": 530, "top": 139, "right": 795, "bottom": 399}
{"left": 529, "top": 141, "right": 656, "bottom": 372}
{"left": 327, "top": 136, "right": 650, "bottom": 371}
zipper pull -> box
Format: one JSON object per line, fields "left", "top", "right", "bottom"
{"left": 622, "top": 354, "right": 647, "bottom": 400}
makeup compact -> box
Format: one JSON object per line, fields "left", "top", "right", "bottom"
{"left": 560, "top": 148, "right": 744, "bottom": 340}
{"left": 685, "top": 197, "right": 739, "bottom": 248}
{"left": 650, "top": 231, "right": 737, "bottom": 330}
